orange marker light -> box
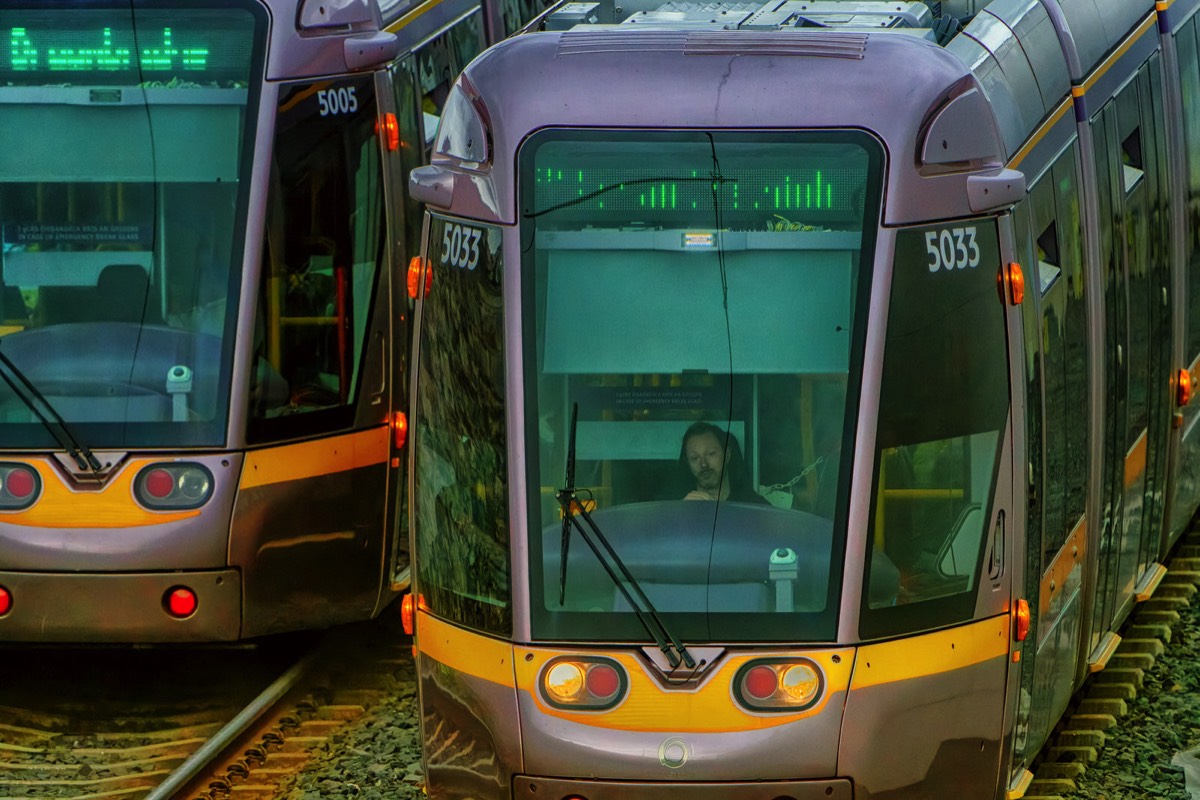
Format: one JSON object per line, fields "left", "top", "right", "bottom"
{"left": 1179, "top": 368, "right": 1192, "bottom": 407}
{"left": 393, "top": 411, "right": 408, "bottom": 449}
{"left": 407, "top": 257, "right": 431, "bottom": 299}
{"left": 1014, "top": 598, "right": 1030, "bottom": 642}
{"left": 379, "top": 113, "right": 400, "bottom": 151}
{"left": 401, "top": 593, "right": 415, "bottom": 635}
{"left": 1006, "top": 262, "right": 1025, "bottom": 305}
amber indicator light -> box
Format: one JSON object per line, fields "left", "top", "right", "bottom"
{"left": 393, "top": 411, "right": 408, "bottom": 449}
{"left": 407, "top": 257, "right": 432, "bottom": 299}
{"left": 1014, "top": 598, "right": 1031, "bottom": 642}
{"left": 1179, "top": 368, "right": 1192, "bottom": 407}
{"left": 378, "top": 112, "right": 400, "bottom": 151}
{"left": 1006, "top": 262, "right": 1025, "bottom": 305}
{"left": 401, "top": 593, "right": 415, "bottom": 635}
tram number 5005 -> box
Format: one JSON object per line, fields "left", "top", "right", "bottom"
{"left": 441, "top": 223, "right": 483, "bottom": 270}
{"left": 925, "top": 227, "right": 981, "bottom": 272}
{"left": 317, "top": 86, "right": 359, "bottom": 116}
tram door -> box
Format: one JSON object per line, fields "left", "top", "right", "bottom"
{"left": 1010, "top": 142, "right": 1089, "bottom": 767}
{"left": 1088, "top": 59, "right": 1174, "bottom": 650}
{"left": 384, "top": 13, "right": 486, "bottom": 589}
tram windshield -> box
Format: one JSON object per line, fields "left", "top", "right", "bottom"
{"left": 521, "top": 130, "right": 883, "bottom": 642}
{"left": 0, "top": 2, "right": 263, "bottom": 448}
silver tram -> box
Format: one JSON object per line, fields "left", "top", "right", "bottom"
{"left": 0, "top": 0, "right": 546, "bottom": 643}
{"left": 404, "top": 0, "right": 1200, "bottom": 796}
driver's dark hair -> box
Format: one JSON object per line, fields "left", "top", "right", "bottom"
{"left": 677, "top": 421, "right": 752, "bottom": 495}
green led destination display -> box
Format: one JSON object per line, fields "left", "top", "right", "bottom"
{"left": 532, "top": 166, "right": 864, "bottom": 218}
{"left": 2, "top": 8, "right": 256, "bottom": 85}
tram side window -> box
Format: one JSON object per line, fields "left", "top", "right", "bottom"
{"left": 390, "top": 56, "right": 426, "bottom": 260}
{"left": 413, "top": 216, "right": 510, "bottom": 635}
{"left": 1179, "top": 17, "right": 1200, "bottom": 358}
{"left": 1029, "top": 148, "right": 1088, "bottom": 566}
{"left": 248, "top": 77, "right": 386, "bottom": 441}
{"left": 861, "top": 221, "right": 1009, "bottom": 639}
{"left": 415, "top": 13, "right": 484, "bottom": 153}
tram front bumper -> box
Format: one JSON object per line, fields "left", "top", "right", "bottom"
{"left": 513, "top": 776, "right": 853, "bottom": 799}
{"left": 0, "top": 569, "right": 241, "bottom": 642}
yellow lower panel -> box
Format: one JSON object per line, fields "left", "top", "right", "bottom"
{"left": 850, "top": 615, "right": 1010, "bottom": 690}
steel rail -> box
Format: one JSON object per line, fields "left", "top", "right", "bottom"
{"left": 142, "top": 650, "right": 317, "bottom": 800}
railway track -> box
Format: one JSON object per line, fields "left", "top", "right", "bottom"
{"left": 0, "top": 619, "right": 412, "bottom": 800}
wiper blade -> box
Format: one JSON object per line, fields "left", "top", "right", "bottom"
{"left": 558, "top": 402, "right": 579, "bottom": 606}
{"left": 0, "top": 348, "right": 101, "bottom": 474}
{"left": 556, "top": 409, "right": 694, "bottom": 670}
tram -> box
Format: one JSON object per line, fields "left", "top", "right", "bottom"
{"left": 0, "top": 0, "right": 548, "bottom": 643}
{"left": 403, "top": 0, "right": 1200, "bottom": 796}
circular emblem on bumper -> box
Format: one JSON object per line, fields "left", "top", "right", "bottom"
{"left": 658, "top": 737, "right": 690, "bottom": 769}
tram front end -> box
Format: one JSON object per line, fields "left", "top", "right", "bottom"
{"left": 407, "top": 7, "right": 1028, "bottom": 798}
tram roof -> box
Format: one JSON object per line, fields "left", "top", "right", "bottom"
{"left": 452, "top": 26, "right": 1004, "bottom": 226}
{"left": 428, "top": 0, "right": 1162, "bottom": 223}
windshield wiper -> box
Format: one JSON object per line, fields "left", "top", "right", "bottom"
{"left": 0, "top": 349, "right": 102, "bottom": 474}
{"left": 556, "top": 402, "right": 695, "bottom": 669}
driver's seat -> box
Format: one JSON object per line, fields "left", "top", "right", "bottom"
{"left": 96, "top": 264, "right": 152, "bottom": 324}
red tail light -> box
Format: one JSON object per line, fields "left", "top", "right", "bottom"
{"left": 164, "top": 586, "right": 198, "bottom": 618}
{"left": 733, "top": 659, "right": 824, "bottom": 712}
{"left": 0, "top": 585, "right": 11, "bottom": 616}
{"left": 135, "top": 463, "right": 214, "bottom": 510}
{"left": 0, "top": 464, "right": 40, "bottom": 510}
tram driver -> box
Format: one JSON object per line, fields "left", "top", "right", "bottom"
{"left": 679, "top": 422, "right": 768, "bottom": 504}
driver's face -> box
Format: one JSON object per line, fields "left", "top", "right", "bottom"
{"left": 686, "top": 432, "right": 728, "bottom": 492}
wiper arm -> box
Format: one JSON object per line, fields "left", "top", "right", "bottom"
{"left": 0, "top": 348, "right": 101, "bottom": 474}
{"left": 555, "top": 410, "right": 694, "bottom": 670}
{"left": 558, "top": 402, "right": 579, "bottom": 606}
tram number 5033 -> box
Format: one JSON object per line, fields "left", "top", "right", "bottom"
{"left": 441, "top": 223, "right": 483, "bottom": 270}
{"left": 926, "top": 226, "right": 981, "bottom": 272}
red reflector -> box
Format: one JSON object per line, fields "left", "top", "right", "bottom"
{"left": 6, "top": 469, "right": 34, "bottom": 499}
{"left": 586, "top": 664, "right": 620, "bottom": 699}
{"left": 145, "top": 468, "right": 174, "bottom": 499}
{"left": 401, "top": 593, "right": 415, "bottom": 635}
{"left": 1180, "top": 368, "right": 1192, "bottom": 407}
{"left": 1015, "top": 598, "right": 1030, "bottom": 642}
{"left": 0, "top": 585, "right": 10, "bottom": 616}
{"left": 393, "top": 411, "right": 408, "bottom": 449}
{"left": 166, "top": 587, "right": 197, "bottom": 618}
{"left": 744, "top": 665, "right": 776, "bottom": 699}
